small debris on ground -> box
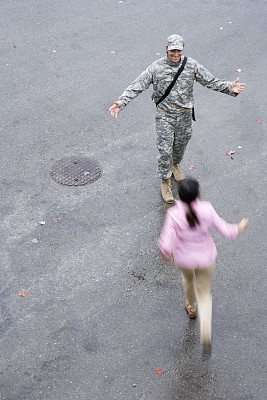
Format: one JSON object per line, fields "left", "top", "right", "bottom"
{"left": 156, "top": 369, "right": 164, "bottom": 375}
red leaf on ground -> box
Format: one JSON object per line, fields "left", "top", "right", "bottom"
{"left": 257, "top": 120, "right": 263, "bottom": 124}
{"left": 189, "top": 165, "right": 196, "bottom": 170}
{"left": 156, "top": 369, "right": 164, "bottom": 375}
{"left": 19, "top": 291, "right": 26, "bottom": 297}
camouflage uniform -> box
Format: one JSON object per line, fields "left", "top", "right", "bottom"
{"left": 117, "top": 55, "right": 237, "bottom": 179}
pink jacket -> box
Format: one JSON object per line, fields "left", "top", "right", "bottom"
{"left": 157, "top": 198, "right": 239, "bottom": 269}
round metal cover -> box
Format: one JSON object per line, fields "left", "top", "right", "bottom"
{"left": 50, "top": 157, "right": 102, "bottom": 186}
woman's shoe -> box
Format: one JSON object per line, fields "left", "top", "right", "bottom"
{"left": 185, "top": 300, "right": 197, "bottom": 319}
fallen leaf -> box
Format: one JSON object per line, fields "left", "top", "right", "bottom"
{"left": 236, "top": 68, "right": 242, "bottom": 72}
{"left": 257, "top": 120, "right": 263, "bottom": 124}
{"left": 53, "top": 217, "right": 61, "bottom": 222}
{"left": 189, "top": 165, "right": 196, "bottom": 170}
{"left": 19, "top": 291, "right": 26, "bottom": 297}
{"left": 201, "top": 161, "right": 204, "bottom": 164}
{"left": 39, "top": 221, "right": 46, "bottom": 225}
{"left": 31, "top": 238, "right": 39, "bottom": 243}
{"left": 156, "top": 369, "right": 164, "bottom": 375}
{"left": 226, "top": 150, "right": 235, "bottom": 156}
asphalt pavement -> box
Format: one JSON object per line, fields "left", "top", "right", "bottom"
{"left": 0, "top": 1, "right": 266, "bottom": 399}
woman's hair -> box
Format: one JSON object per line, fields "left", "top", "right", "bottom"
{"left": 178, "top": 178, "right": 200, "bottom": 228}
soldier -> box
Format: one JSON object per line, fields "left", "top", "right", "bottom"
{"left": 109, "top": 34, "right": 245, "bottom": 204}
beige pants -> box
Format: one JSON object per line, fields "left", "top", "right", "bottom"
{"left": 179, "top": 262, "right": 215, "bottom": 344}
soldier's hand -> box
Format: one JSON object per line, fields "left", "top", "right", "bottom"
{"left": 109, "top": 101, "right": 120, "bottom": 118}
{"left": 233, "top": 77, "right": 245, "bottom": 93}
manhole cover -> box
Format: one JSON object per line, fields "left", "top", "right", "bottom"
{"left": 50, "top": 157, "right": 102, "bottom": 186}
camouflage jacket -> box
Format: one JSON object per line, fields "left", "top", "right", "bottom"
{"left": 117, "top": 55, "right": 237, "bottom": 113}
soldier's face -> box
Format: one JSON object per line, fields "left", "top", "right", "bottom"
{"left": 166, "top": 46, "right": 183, "bottom": 63}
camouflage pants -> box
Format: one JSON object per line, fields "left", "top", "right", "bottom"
{"left": 155, "top": 109, "right": 192, "bottom": 179}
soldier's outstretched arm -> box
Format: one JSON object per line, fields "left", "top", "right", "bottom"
{"left": 109, "top": 101, "right": 120, "bottom": 118}
{"left": 108, "top": 67, "right": 153, "bottom": 118}
{"left": 195, "top": 62, "right": 245, "bottom": 96}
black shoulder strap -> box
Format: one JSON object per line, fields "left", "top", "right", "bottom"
{"left": 156, "top": 56, "right": 187, "bottom": 107}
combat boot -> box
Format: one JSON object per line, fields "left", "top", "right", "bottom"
{"left": 171, "top": 164, "right": 185, "bottom": 182}
{"left": 161, "top": 178, "right": 174, "bottom": 204}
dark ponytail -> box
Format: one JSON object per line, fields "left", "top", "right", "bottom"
{"left": 187, "top": 203, "right": 199, "bottom": 228}
{"left": 178, "top": 178, "right": 200, "bottom": 228}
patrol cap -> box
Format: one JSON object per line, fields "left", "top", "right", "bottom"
{"left": 167, "top": 34, "right": 184, "bottom": 50}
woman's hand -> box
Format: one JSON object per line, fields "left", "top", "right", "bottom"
{"left": 238, "top": 218, "right": 249, "bottom": 233}
{"left": 160, "top": 251, "right": 172, "bottom": 264}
